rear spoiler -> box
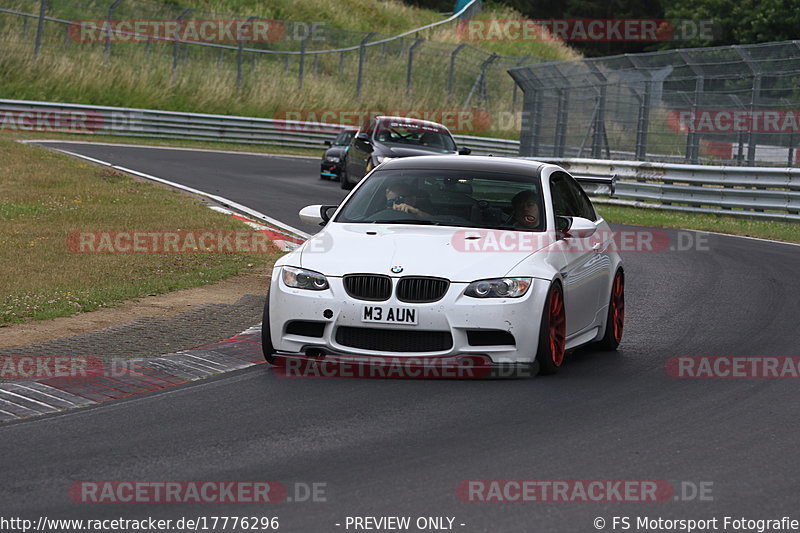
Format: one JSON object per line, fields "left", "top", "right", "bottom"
{"left": 573, "top": 174, "right": 616, "bottom": 197}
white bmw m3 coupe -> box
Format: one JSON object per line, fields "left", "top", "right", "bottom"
{"left": 262, "top": 155, "right": 624, "bottom": 376}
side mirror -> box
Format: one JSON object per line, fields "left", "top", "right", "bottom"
{"left": 458, "top": 146, "right": 472, "bottom": 155}
{"left": 299, "top": 205, "right": 338, "bottom": 226}
{"left": 324, "top": 140, "right": 332, "bottom": 147}
{"left": 559, "top": 216, "right": 597, "bottom": 239}
{"left": 356, "top": 132, "right": 371, "bottom": 143}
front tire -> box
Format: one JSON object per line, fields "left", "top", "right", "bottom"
{"left": 261, "top": 291, "right": 277, "bottom": 364}
{"left": 595, "top": 269, "right": 624, "bottom": 351}
{"left": 536, "top": 282, "right": 566, "bottom": 375}
{"left": 340, "top": 163, "right": 354, "bottom": 190}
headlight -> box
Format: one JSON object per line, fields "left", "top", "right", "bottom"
{"left": 326, "top": 156, "right": 340, "bottom": 163}
{"left": 282, "top": 266, "right": 329, "bottom": 291}
{"left": 376, "top": 156, "right": 394, "bottom": 164}
{"left": 464, "top": 278, "right": 532, "bottom": 298}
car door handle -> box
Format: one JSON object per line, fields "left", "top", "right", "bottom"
{"left": 592, "top": 243, "right": 601, "bottom": 252}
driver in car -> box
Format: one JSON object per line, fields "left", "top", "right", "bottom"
{"left": 385, "top": 183, "right": 433, "bottom": 219}
{"left": 508, "top": 190, "right": 541, "bottom": 229}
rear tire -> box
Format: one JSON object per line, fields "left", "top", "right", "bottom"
{"left": 595, "top": 269, "right": 624, "bottom": 351}
{"left": 536, "top": 282, "right": 566, "bottom": 375}
{"left": 261, "top": 291, "right": 277, "bottom": 364}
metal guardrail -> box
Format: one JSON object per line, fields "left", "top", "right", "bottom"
{"left": 0, "top": 98, "right": 518, "bottom": 155}
{"left": 2, "top": 99, "right": 798, "bottom": 221}
{"left": 533, "top": 158, "right": 800, "bottom": 222}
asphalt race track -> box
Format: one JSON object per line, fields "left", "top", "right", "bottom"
{"left": 1, "top": 142, "right": 798, "bottom": 532}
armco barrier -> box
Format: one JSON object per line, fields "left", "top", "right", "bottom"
{"left": 535, "top": 158, "right": 800, "bottom": 222}
{"left": 3, "top": 99, "right": 798, "bottom": 221}
{"left": 0, "top": 98, "right": 517, "bottom": 155}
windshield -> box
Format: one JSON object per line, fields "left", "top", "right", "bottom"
{"left": 373, "top": 121, "right": 457, "bottom": 153}
{"left": 334, "top": 169, "right": 545, "bottom": 231}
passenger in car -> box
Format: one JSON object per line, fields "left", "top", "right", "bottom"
{"left": 385, "top": 183, "right": 434, "bottom": 219}
{"left": 509, "top": 190, "right": 542, "bottom": 229}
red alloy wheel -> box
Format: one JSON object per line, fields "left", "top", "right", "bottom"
{"left": 548, "top": 288, "right": 566, "bottom": 367}
{"left": 611, "top": 273, "right": 625, "bottom": 343}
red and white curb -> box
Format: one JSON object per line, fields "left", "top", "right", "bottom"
{"left": 0, "top": 325, "right": 266, "bottom": 423}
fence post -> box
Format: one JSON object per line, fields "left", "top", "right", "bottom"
{"left": 511, "top": 56, "right": 529, "bottom": 111}
{"left": 463, "top": 53, "right": 497, "bottom": 108}
{"left": 686, "top": 77, "right": 704, "bottom": 163}
{"left": 634, "top": 81, "right": 652, "bottom": 160}
{"left": 33, "top": 0, "right": 46, "bottom": 57}
{"left": 298, "top": 33, "right": 309, "bottom": 89}
{"left": 745, "top": 74, "right": 762, "bottom": 166}
{"left": 508, "top": 68, "right": 543, "bottom": 157}
{"left": 678, "top": 51, "right": 703, "bottom": 163}
{"left": 584, "top": 61, "right": 609, "bottom": 159}
{"left": 237, "top": 16, "right": 257, "bottom": 88}
{"left": 355, "top": 32, "right": 375, "bottom": 100}
{"left": 406, "top": 38, "right": 424, "bottom": 99}
{"left": 105, "top": 0, "right": 123, "bottom": 59}
{"left": 172, "top": 8, "right": 191, "bottom": 71}
{"left": 447, "top": 44, "right": 466, "bottom": 101}
{"left": 554, "top": 87, "right": 570, "bottom": 157}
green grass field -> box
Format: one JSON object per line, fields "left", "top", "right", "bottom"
{"left": 0, "top": 133, "right": 281, "bottom": 325}
{"left": 0, "top": 0, "right": 576, "bottom": 138}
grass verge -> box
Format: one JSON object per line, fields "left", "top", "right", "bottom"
{"left": 0, "top": 133, "right": 282, "bottom": 326}
{"left": 9, "top": 130, "right": 324, "bottom": 158}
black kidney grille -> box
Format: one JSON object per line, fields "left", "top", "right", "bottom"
{"left": 343, "top": 274, "right": 392, "bottom": 301}
{"left": 396, "top": 277, "right": 449, "bottom": 303}
{"left": 335, "top": 327, "right": 453, "bottom": 352}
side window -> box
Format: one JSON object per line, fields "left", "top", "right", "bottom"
{"left": 550, "top": 172, "right": 597, "bottom": 221}
{"left": 550, "top": 173, "right": 578, "bottom": 217}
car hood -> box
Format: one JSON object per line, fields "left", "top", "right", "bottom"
{"left": 323, "top": 146, "right": 347, "bottom": 159}
{"left": 297, "top": 223, "right": 554, "bottom": 281}
{"left": 380, "top": 145, "right": 456, "bottom": 158}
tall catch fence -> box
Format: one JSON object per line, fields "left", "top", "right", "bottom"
{"left": 510, "top": 41, "right": 800, "bottom": 167}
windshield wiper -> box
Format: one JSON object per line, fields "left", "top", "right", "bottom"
{"left": 370, "top": 219, "right": 439, "bottom": 225}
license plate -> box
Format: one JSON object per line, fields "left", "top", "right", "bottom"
{"left": 361, "top": 305, "right": 417, "bottom": 325}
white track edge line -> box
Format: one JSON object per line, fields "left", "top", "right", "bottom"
{"left": 38, "top": 145, "right": 311, "bottom": 239}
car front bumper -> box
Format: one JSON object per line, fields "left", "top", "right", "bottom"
{"left": 320, "top": 161, "right": 342, "bottom": 178}
{"left": 267, "top": 268, "right": 550, "bottom": 365}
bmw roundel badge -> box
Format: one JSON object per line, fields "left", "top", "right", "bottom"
{"left": 390, "top": 265, "right": 403, "bottom": 273}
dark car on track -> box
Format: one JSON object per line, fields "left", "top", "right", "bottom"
{"left": 320, "top": 128, "right": 357, "bottom": 180}
{"left": 340, "top": 116, "right": 471, "bottom": 189}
